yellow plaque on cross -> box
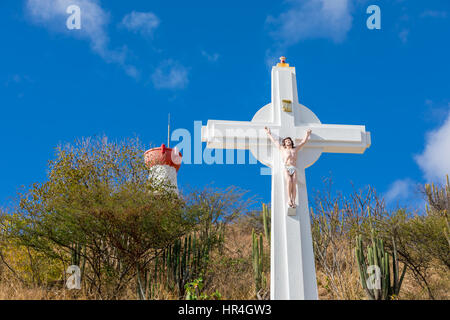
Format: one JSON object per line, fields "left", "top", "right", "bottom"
{"left": 282, "top": 99, "right": 292, "bottom": 112}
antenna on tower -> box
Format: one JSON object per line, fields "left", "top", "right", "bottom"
{"left": 167, "top": 113, "right": 171, "bottom": 148}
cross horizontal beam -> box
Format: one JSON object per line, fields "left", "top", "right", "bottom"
{"left": 201, "top": 120, "right": 371, "bottom": 154}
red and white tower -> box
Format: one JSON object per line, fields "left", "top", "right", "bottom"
{"left": 144, "top": 144, "right": 182, "bottom": 194}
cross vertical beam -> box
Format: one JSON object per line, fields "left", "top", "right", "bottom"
{"left": 270, "top": 64, "right": 318, "bottom": 300}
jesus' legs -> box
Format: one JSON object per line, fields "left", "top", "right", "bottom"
{"left": 285, "top": 170, "right": 297, "bottom": 208}
{"left": 291, "top": 171, "right": 297, "bottom": 208}
{"left": 284, "top": 171, "right": 293, "bottom": 207}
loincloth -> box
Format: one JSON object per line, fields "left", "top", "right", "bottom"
{"left": 285, "top": 165, "right": 297, "bottom": 176}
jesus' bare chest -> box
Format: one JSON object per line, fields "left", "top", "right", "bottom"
{"left": 281, "top": 148, "right": 297, "bottom": 165}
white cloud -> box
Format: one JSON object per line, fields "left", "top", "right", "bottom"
{"left": 201, "top": 50, "right": 220, "bottom": 63}
{"left": 25, "top": 0, "right": 138, "bottom": 77}
{"left": 415, "top": 110, "right": 450, "bottom": 182}
{"left": 120, "top": 11, "right": 160, "bottom": 36}
{"left": 4, "top": 74, "right": 33, "bottom": 87}
{"left": 151, "top": 60, "right": 189, "bottom": 90}
{"left": 384, "top": 178, "right": 416, "bottom": 204}
{"left": 385, "top": 104, "right": 449, "bottom": 206}
{"left": 26, "top": 0, "right": 109, "bottom": 59}
{"left": 265, "top": 0, "right": 353, "bottom": 66}
{"left": 267, "top": 0, "right": 353, "bottom": 45}
{"left": 124, "top": 65, "right": 139, "bottom": 79}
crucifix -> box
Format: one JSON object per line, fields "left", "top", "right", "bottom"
{"left": 201, "top": 57, "right": 371, "bottom": 300}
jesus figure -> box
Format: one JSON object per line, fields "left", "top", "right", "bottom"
{"left": 264, "top": 126, "right": 312, "bottom": 208}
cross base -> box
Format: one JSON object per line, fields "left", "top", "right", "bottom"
{"left": 287, "top": 206, "right": 296, "bottom": 216}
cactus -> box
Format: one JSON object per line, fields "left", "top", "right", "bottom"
{"left": 250, "top": 203, "right": 270, "bottom": 299}
{"left": 262, "top": 203, "right": 271, "bottom": 242}
{"left": 252, "top": 229, "right": 266, "bottom": 296}
{"left": 355, "top": 230, "right": 407, "bottom": 300}
{"left": 165, "top": 234, "right": 211, "bottom": 297}
{"left": 136, "top": 233, "right": 212, "bottom": 299}
{"left": 136, "top": 264, "right": 147, "bottom": 300}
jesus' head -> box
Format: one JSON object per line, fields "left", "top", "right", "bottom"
{"left": 282, "top": 137, "right": 294, "bottom": 148}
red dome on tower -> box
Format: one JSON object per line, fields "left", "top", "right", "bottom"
{"left": 144, "top": 144, "right": 182, "bottom": 172}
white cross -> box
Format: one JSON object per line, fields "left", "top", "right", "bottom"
{"left": 201, "top": 58, "right": 371, "bottom": 300}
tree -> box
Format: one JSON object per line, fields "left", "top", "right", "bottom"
{"left": 7, "top": 137, "right": 195, "bottom": 299}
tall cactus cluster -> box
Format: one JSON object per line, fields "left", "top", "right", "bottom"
{"left": 252, "top": 229, "right": 265, "bottom": 294}
{"left": 251, "top": 203, "right": 270, "bottom": 298}
{"left": 136, "top": 233, "right": 212, "bottom": 299}
{"left": 165, "top": 235, "right": 211, "bottom": 295}
{"left": 136, "top": 263, "right": 156, "bottom": 300}
{"left": 262, "top": 203, "right": 270, "bottom": 241}
{"left": 355, "top": 231, "right": 406, "bottom": 300}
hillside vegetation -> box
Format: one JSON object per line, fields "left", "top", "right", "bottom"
{"left": 0, "top": 137, "right": 448, "bottom": 300}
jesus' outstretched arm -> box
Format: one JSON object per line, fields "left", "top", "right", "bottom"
{"left": 294, "top": 129, "right": 312, "bottom": 151}
{"left": 265, "top": 126, "right": 281, "bottom": 149}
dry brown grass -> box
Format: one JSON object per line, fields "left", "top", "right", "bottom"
{"left": 0, "top": 279, "right": 78, "bottom": 300}
{"left": 400, "top": 264, "right": 450, "bottom": 300}
{"left": 205, "top": 223, "right": 262, "bottom": 299}
{"left": 0, "top": 221, "right": 448, "bottom": 300}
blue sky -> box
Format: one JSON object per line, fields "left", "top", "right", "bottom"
{"left": 0, "top": 0, "right": 449, "bottom": 210}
